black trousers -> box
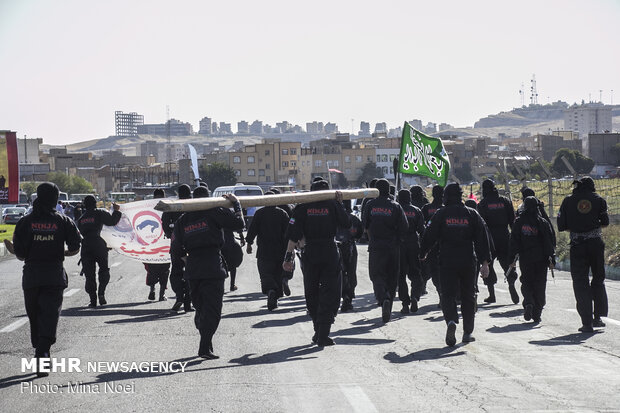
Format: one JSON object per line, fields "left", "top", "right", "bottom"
{"left": 303, "top": 243, "right": 341, "bottom": 325}
{"left": 188, "top": 278, "right": 225, "bottom": 346}
{"left": 257, "top": 257, "right": 284, "bottom": 297}
{"left": 146, "top": 263, "right": 170, "bottom": 289}
{"left": 81, "top": 246, "right": 110, "bottom": 296}
{"left": 440, "top": 263, "right": 477, "bottom": 334}
{"left": 170, "top": 256, "right": 190, "bottom": 302}
{"left": 399, "top": 243, "right": 422, "bottom": 304}
{"left": 369, "top": 248, "right": 400, "bottom": 303}
{"left": 485, "top": 236, "right": 518, "bottom": 286}
{"left": 424, "top": 252, "right": 442, "bottom": 297}
{"left": 570, "top": 237, "right": 608, "bottom": 325}
{"left": 339, "top": 242, "right": 358, "bottom": 301}
{"left": 520, "top": 260, "right": 547, "bottom": 318}
{"left": 24, "top": 286, "right": 64, "bottom": 354}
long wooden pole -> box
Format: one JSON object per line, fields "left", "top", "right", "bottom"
{"left": 154, "top": 188, "right": 380, "bottom": 212}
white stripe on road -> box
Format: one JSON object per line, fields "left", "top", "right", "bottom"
{"left": 110, "top": 262, "right": 121, "bottom": 268}
{"left": 339, "top": 385, "right": 378, "bottom": 413}
{"left": 495, "top": 288, "right": 507, "bottom": 293}
{"left": 0, "top": 317, "right": 28, "bottom": 333}
{"left": 63, "top": 288, "right": 81, "bottom": 297}
{"left": 564, "top": 309, "right": 620, "bottom": 326}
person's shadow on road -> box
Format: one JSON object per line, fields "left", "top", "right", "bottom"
{"left": 529, "top": 331, "right": 602, "bottom": 346}
{"left": 486, "top": 322, "right": 541, "bottom": 333}
{"left": 384, "top": 346, "right": 465, "bottom": 363}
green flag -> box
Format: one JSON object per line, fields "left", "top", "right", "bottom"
{"left": 398, "top": 122, "right": 450, "bottom": 187}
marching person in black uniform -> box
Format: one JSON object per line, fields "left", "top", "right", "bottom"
{"left": 364, "top": 179, "right": 408, "bottom": 323}
{"left": 397, "top": 189, "right": 425, "bottom": 313}
{"left": 421, "top": 183, "right": 491, "bottom": 346}
{"left": 162, "top": 184, "right": 193, "bottom": 312}
{"left": 410, "top": 185, "right": 430, "bottom": 210}
{"left": 557, "top": 177, "right": 609, "bottom": 333}
{"left": 477, "top": 179, "right": 518, "bottom": 304}
{"left": 336, "top": 199, "right": 363, "bottom": 312}
{"left": 509, "top": 196, "right": 555, "bottom": 323}
{"left": 171, "top": 186, "right": 244, "bottom": 359}
{"left": 421, "top": 185, "right": 445, "bottom": 305}
{"left": 517, "top": 187, "right": 556, "bottom": 247}
{"left": 144, "top": 189, "right": 170, "bottom": 302}
{"left": 77, "top": 194, "right": 121, "bottom": 307}
{"left": 246, "top": 191, "right": 290, "bottom": 310}
{"left": 221, "top": 228, "right": 245, "bottom": 291}
{"left": 283, "top": 179, "right": 350, "bottom": 346}
{"left": 12, "top": 182, "right": 81, "bottom": 376}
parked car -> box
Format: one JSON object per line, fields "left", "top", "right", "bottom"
{"left": 1, "top": 207, "right": 27, "bottom": 224}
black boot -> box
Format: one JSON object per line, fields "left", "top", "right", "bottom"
{"left": 148, "top": 286, "right": 156, "bottom": 301}
{"left": 88, "top": 293, "right": 97, "bottom": 308}
{"left": 317, "top": 323, "right": 334, "bottom": 347}
{"left": 184, "top": 297, "right": 194, "bottom": 312}
{"left": 159, "top": 287, "right": 167, "bottom": 301}
{"left": 484, "top": 285, "right": 496, "bottom": 303}
{"left": 267, "top": 289, "right": 277, "bottom": 311}
{"left": 198, "top": 336, "right": 218, "bottom": 359}
{"left": 410, "top": 299, "right": 418, "bottom": 313}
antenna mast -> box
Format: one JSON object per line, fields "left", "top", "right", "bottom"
{"left": 530, "top": 74, "right": 538, "bottom": 105}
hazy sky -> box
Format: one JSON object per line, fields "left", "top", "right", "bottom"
{"left": 1, "top": 0, "right": 619, "bottom": 145}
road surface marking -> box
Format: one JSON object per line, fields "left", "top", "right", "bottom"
{"left": 63, "top": 288, "right": 81, "bottom": 297}
{"left": 111, "top": 262, "right": 121, "bottom": 268}
{"left": 564, "top": 309, "right": 620, "bottom": 326}
{"left": 0, "top": 317, "right": 28, "bottom": 333}
{"left": 495, "top": 288, "right": 507, "bottom": 293}
{"left": 339, "top": 385, "right": 378, "bottom": 413}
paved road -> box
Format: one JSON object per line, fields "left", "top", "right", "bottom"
{"left": 1, "top": 248, "right": 620, "bottom": 412}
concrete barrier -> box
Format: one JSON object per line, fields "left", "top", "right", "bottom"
{"left": 555, "top": 260, "right": 620, "bottom": 281}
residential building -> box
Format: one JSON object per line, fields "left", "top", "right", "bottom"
{"left": 115, "top": 111, "right": 144, "bottom": 137}
{"left": 358, "top": 121, "right": 370, "bottom": 136}
{"left": 564, "top": 103, "right": 613, "bottom": 138}
{"left": 237, "top": 121, "right": 249, "bottom": 134}
{"left": 584, "top": 133, "right": 620, "bottom": 166}
{"left": 137, "top": 119, "right": 193, "bottom": 136}
{"left": 198, "top": 117, "right": 213, "bottom": 135}
{"left": 17, "top": 137, "right": 42, "bottom": 164}
{"left": 324, "top": 122, "right": 338, "bottom": 134}
{"left": 533, "top": 134, "right": 582, "bottom": 161}
{"left": 374, "top": 122, "right": 387, "bottom": 133}
{"left": 219, "top": 122, "right": 232, "bottom": 134}
{"left": 250, "top": 120, "right": 264, "bottom": 135}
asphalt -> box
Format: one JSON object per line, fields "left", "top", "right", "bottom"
{"left": 1, "top": 248, "right": 620, "bottom": 412}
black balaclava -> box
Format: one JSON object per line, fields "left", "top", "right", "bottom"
{"left": 153, "top": 188, "right": 165, "bottom": 199}
{"left": 343, "top": 199, "right": 352, "bottom": 213}
{"left": 311, "top": 180, "right": 329, "bottom": 191}
{"left": 34, "top": 182, "right": 59, "bottom": 215}
{"left": 580, "top": 176, "right": 595, "bottom": 192}
{"left": 178, "top": 184, "right": 191, "bottom": 200}
{"left": 375, "top": 179, "right": 390, "bottom": 197}
{"left": 520, "top": 187, "right": 535, "bottom": 199}
{"left": 482, "top": 179, "right": 497, "bottom": 198}
{"left": 193, "top": 186, "right": 210, "bottom": 198}
{"left": 523, "top": 196, "right": 540, "bottom": 217}
{"left": 270, "top": 188, "right": 281, "bottom": 194}
{"left": 369, "top": 178, "right": 378, "bottom": 188}
{"left": 313, "top": 176, "right": 325, "bottom": 183}
{"left": 398, "top": 189, "right": 411, "bottom": 206}
{"left": 83, "top": 195, "right": 97, "bottom": 210}
{"left": 464, "top": 199, "right": 477, "bottom": 209}
{"left": 410, "top": 185, "right": 425, "bottom": 199}
{"left": 443, "top": 183, "right": 463, "bottom": 205}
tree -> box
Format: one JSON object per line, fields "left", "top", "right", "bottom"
{"left": 21, "top": 181, "right": 38, "bottom": 198}
{"left": 198, "top": 162, "right": 237, "bottom": 189}
{"left": 551, "top": 148, "right": 595, "bottom": 176}
{"left": 68, "top": 176, "right": 94, "bottom": 194}
{"left": 45, "top": 172, "right": 71, "bottom": 192}
{"left": 356, "top": 162, "right": 383, "bottom": 187}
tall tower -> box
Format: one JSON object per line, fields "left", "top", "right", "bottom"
{"left": 530, "top": 74, "right": 538, "bottom": 105}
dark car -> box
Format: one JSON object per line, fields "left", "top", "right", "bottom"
{"left": 1, "top": 207, "right": 27, "bottom": 224}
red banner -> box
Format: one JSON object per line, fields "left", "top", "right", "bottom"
{"left": 0, "top": 131, "right": 19, "bottom": 204}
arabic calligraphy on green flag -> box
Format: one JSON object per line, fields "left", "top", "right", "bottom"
{"left": 398, "top": 122, "right": 450, "bottom": 187}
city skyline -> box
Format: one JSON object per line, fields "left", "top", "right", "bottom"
{"left": 1, "top": 0, "right": 619, "bottom": 145}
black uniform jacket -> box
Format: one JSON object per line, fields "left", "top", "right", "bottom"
{"left": 246, "top": 205, "right": 290, "bottom": 260}
{"left": 400, "top": 203, "right": 425, "bottom": 246}
{"left": 288, "top": 200, "right": 350, "bottom": 244}
{"left": 77, "top": 208, "right": 122, "bottom": 248}
{"left": 161, "top": 210, "right": 183, "bottom": 239}
{"left": 170, "top": 208, "right": 245, "bottom": 279}
{"left": 336, "top": 213, "right": 363, "bottom": 244}
{"left": 509, "top": 214, "right": 555, "bottom": 265}
{"left": 421, "top": 204, "right": 491, "bottom": 266}
{"left": 557, "top": 190, "right": 609, "bottom": 233}
{"left": 14, "top": 210, "right": 81, "bottom": 288}
{"left": 421, "top": 200, "right": 443, "bottom": 224}
{"left": 363, "top": 196, "right": 408, "bottom": 251}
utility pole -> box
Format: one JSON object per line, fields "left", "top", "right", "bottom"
{"left": 537, "top": 158, "right": 553, "bottom": 217}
